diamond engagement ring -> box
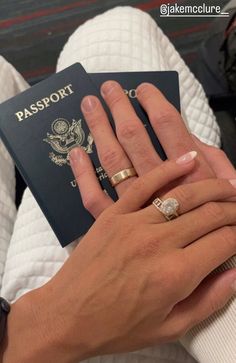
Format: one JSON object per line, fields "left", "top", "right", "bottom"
{"left": 152, "top": 197, "right": 180, "bottom": 221}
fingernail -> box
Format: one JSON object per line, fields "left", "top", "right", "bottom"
{"left": 81, "top": 96, "right": 97, "bottom": 113}
{"left": 136, "top": 82, "right": 151, "bottom": 96}
{"left": 69, "top": 147, "right": 81, "bottom": 165}
{"left": 101, "top": 81, "right": 117, "bottom": 97}
{"left": 229, "top": 179, "right": 236, "bottom": 188}
{"left": 176, "top": 151, "right": 198, "bottom": 165}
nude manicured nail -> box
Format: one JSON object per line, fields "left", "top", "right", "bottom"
{"left": 81, "top": 96, "right": 97, "bottom": 113}
{"left": 176, "top": 151, "right": 198, "bottom": 165}
{"left": 229, "top": 179, "right": 236, "bottom": 188}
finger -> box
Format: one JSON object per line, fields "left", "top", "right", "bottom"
{"left": 192, "top": 134, "right": 236, "bottom": 179}
{"left": 162, "top": 268, "right": 236, "bottom": 340}
{"left": 142, "top": 178, "right": 236, "bottom": 224}
{"left": 160, "top": 200, "right": 236, "bottom": 249}
{"left": 136, "top": 83, "right": 214, "bottom": 180}
{"left": 183, "top": 226, "right": 236, "bottom": 290}
{"left": 192, "top": 135, "right": 236, "bottom": 201}
{"left": 114, "top": 151, "right": 197, "bottom": 214}
{"left": 81, "top": 95, "right": 136, "bottom": 196}
{"left": 69, "top": 147, "right": 113, "bottom": 219}
{"left": 101, "top": 81, "right": 162, "bottom": 175}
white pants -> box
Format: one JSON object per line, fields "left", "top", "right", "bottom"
{"left": 0, "top": 6, "right": 235, "bottom": 363}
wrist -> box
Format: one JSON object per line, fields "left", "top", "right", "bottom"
{"left": 0, "top": 284, "right": 91, "bottom": 363}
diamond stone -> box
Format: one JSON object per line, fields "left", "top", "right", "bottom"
{"left": 160, "top": 198, "right": 179, "bottom": 216}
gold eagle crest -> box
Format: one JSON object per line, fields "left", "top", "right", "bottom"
{"left": 43, "top": 118, "right": 93, "bottom": 166}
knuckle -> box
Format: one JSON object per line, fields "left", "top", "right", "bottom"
{"left": 84, "top": 111, "right": 104, "bottom": 131}
{"left": 172, "top": 185, "right": 193, "bottom": 206}
{"left": 73, "top": 165, "right": 86, "bottom": 180}
{"left": 156, "top": 161, "right": 171, "bottom": 178}
{"left": 212, "top": 178, "right": 230, "bottom": 192}
{"left": 151, "top": 109, "right": 178, "bottom": 129}
{"left": 204, "top": 202, "right": 226, "bottom": 223}
{"left": 100, "top": 149, "right": 123, "bottom": 171}
{"left": 84, "top": 115, "right": 98, "bottom": 130}
{"left": 218, "top": 226, "right": 236, "bottom": 250}
{"left": 74, "top": 167, "right": 94, "bottom": 185}
{"left": 108, "top": 92, "right": 124, "bottom": 110}
{"left": 117, "top": 122, "right": 143, "bottom": 142}
{"left": 216, "top": 178, "right": 228, "bottom": 188}
{"left": 82, "top": 193, "right": 98, "bottom": 212}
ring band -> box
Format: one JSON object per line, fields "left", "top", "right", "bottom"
{"left": 152, "top": 197, "right": 179, "bottom": 221}
{"left": 110, "top": 167, "right": 137, "bottom": 187}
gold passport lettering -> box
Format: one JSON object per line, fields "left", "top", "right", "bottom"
{"left": 15, "top": 84, "right": 74, "bottom": 122}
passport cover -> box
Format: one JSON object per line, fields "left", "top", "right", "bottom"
{"left": 0, "top": 63, "right": 180, "bottom": 247}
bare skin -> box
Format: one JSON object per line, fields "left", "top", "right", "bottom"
{"left": 71, "top": 81, "right": 236, "bottom": 218}
{"left": 1, "top": 82, "right": 236, "bottom": 363}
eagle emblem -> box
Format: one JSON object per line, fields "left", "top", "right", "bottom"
{"left": 43, "top": 118, "right": 93, "bottom": 166}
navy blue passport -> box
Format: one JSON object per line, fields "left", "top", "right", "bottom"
{"left": 0, "top": 63, "right": 180, "bottom": 247}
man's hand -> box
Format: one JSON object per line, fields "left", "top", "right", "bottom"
{"left": 70, "top": 81, "right": 235, "bottom": 217}
{"left": 192, "top": 134, "right": 236, "bottom": 179}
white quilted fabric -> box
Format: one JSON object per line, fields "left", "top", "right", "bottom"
{"left": 0, "top": 56, "right": 29, "bottom": 289}
{"left": 57, "top": 7, "right": 221, "bottom": 146}
{"left": 0, "top": 6, "right": 235, "bottom": 363}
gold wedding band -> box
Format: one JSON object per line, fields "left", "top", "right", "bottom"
{"left": 110, "top": 167, "right": 137, "bottom": 187}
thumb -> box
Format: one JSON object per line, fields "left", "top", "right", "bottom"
{"left": 163, "top": 268, "right": 236, "bottom": 337}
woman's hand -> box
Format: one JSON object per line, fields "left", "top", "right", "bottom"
{"left": 53, "top": 155, "right": 236, "bottom": 362}
{"left": 3, "top": 156, "right": 236, "bottom": 363}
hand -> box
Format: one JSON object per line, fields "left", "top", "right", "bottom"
{"left": 63, "top": 156, "right": 236, "bottom": 360}
{"left": 192, "top": 134, "right": 236, "bottom": 179}
{"left": 3, "top": 158, "right": 236, "bottom": 363}
{"left": 70, "top": 81, "right": 235, "bottom": 218}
